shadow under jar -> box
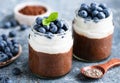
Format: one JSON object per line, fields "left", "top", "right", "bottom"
{"left": 28, "top": 24, "right": 73, "bottom": 78}
{"left": 73, "top": 13, "right": 114, "bottom": 62}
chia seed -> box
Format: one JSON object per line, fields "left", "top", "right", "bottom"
{"left": 83, "top": 68, "right": 103, "bottom": 78}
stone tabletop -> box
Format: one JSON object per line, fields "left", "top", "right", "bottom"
{"left": 0, "top": 0, "right": 120, "bottom": 83}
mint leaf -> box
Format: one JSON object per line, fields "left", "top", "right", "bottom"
{"left": 42, "top": 12, "right": 58, "bottom": 26}
{"left": 47, "top": 12, "right": 58, "bottom": 22}
{"left": 42, "top": 18, "right": 50, "bottom": 26}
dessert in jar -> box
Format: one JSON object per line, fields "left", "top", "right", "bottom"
{"left": 28, "top": 12, "right": 73, "bottom": 78}
{"left": 73, "top": 3, "right": 114, "bottom": 61}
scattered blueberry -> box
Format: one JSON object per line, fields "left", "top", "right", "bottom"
{"left": 0, "top": 77, "right": 13, "bottom": 83}
{"left": 9, "top": 31, "right": 16, "bottom": 37}
{"left": 3, "top": 22, "right": 11, "bottom": 29}
{"left": 36, "top": 17, "right": 42, "bottom": 25}
{"left": 103, "top": 9, "right": 111, "bottom": 17}
{"left": 97, "top": 12, "right": 106, "bottom": 19}
{"left": 50, "top": 24, "right": 58, "bottom": 33}
{"left": 12, "top": 67, "right": 21, "bottom": 75}
{"left": 0, "top": 52, "right": 8, "bottom": 62}
{"left": 38, "top": 27, "right": 46, "bottom": 33}
{"left": 78, "top": 10, "right": 88, "bottom": 18}
{"left": 20, "top": 24, "right": 28, "bottom": 31}
{"left": 10, "top": 19, "right": 19, "bottom": 27}
{"left": 99, "top": 3, "right": 107, "bottom": 9}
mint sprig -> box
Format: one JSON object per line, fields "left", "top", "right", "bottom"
{"left": 42, "top": 12, "right": 58, "bottom": 26}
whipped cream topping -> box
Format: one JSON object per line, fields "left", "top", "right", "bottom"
{"left": 73, "top": 11, "right": 114, "bottom": 39}
{"left": 29, "top": 26, "right": 73, "bottom": 54}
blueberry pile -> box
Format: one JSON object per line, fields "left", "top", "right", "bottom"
{"left": 0, "top": 34, "right": 19, "bottom": 63}
{"left": 3, "top": 18, "right": 28, "bottom": 30}
{"left": 78, "top": 3, "right": 111, "bottom": 22}
{"left": 33, "top": 17, "right": 68, "bottom": 39}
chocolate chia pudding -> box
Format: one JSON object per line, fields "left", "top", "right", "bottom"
{"left": 73, "top": 3, "right": 114, "bottom": 61}
{"left": 28, "top": 13, "right": 73, "bottom": 77}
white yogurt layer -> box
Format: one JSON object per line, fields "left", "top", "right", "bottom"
{"left": 29, "top": 25, "right": 73, "bottom": 54}
{"left": 73, "top": 11, "right": 114, "bottom": 39}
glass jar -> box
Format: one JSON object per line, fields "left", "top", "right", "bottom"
{"left": 73, "top": 12, "right": 114, "bottom": 62}
{"left": 28, "top": 22, "right": 73, "bottom": 78}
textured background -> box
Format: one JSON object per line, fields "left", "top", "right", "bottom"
{"left": 0, "top": 0, "right": 120, "bottom": 83}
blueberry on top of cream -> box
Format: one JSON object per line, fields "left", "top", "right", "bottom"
{"left": 33, "top": 12, "right": 68, "bottom": 39}
{"left": 78, "top": 3, "right": 111, "bottom": 23}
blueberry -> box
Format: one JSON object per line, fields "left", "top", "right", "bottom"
{"left": 9, "top": 31, "right": 16, "bottom": 37}
{"left": 78, "top": 10, "right": 88, "bottom": 18}
{"left": 97, "top": 7, "right": 103, "bottom": 11}
{"left": 11, "top": 39, "right": 18, "bottom": 45}
{"left": 92, "top": 10, "right": 99, "bottom": 17}
{"left": 12, "top": 67, "right": 21, "bottom": 75}
{"left": 36, "top": 17, "right": 42, "bottom": 25}
{"left": 6, "top": 52, "right": 13, "bottom": 59}
{"left": 2, "top": 40, "right": 7, "bottom": 47}
{"left": 81, "top": 3, "right": 86, "bottom": 7}
{"left": 0, "top": 77, "right": 13, "bottom": 83}
{"left": 99, "top": 3, "right": 107, "bottom": 9}
{"left": 33, "top": 24, "right": 41, "bottom": 31}
{"left": 43, "top": 25, "right": 50, "bottom": 31}
{"left": 3, "top": 22, "right": 11, "bottom": 29}
{"left": 97, "top": 12, "right": 106, "bottom": 19}
{"left": 58, "top": 29, "right": 65, "bottom": 33}
{"left": 4, "top": 47, "right": 11, "bottom": 53}
{"left": 62, "top": 24, "right": 68, "bottom": 31}
{"left": 0, "top": 36, "right": 3, "bottom": 41}
{"left": 1, "top": 34, "right": 7, "bottom": 40}
{"left": 93, "top": 17, "right": 100, "bottom": 23}
{"left": 20, "top": 24, "right": 28, "bottom": 31}
{"left": 56, "top": 20, "right": 64, "bottom": 28}
{"left": 103, "top": 9, "right": 111, "bottom": 17}
{"left": 12, "top": 47, "right": 19, "bottom": 55}
{"left": 0, "top": 42, "right": 5, "bottom": 50}
{"left": 45, "top": 32, "right": 54, "bottom": 39}
{"left": 10, "top": 19, "right": 19, "bottom": 27}
{"left": 38, "top": 27, "right": 46, "bottom": 33}
{"left": 14, "top": 44, "right": 19, "bottom": 48}
{"left": 85, "top": 16, "right": 92, "bottom": 21}
{"left": 90, "top": 3, "right": 97, "bottom": 10}
{"left": 80, "top": 4, "right": 89, "bottom": 10}
{"left": 0, "top": 52, "right": 8, "bottom": 62}
{"left": 0, "top": 75, "right": 3, "bottom": 80}
{"left": 50, "top": 22, "right": 55, "bottom": 26}
{"left": 50, "top": 24, "right": 58, "bottom": 33}
{"left": 6, "top": 40, "right": 12, "bottom": 47}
